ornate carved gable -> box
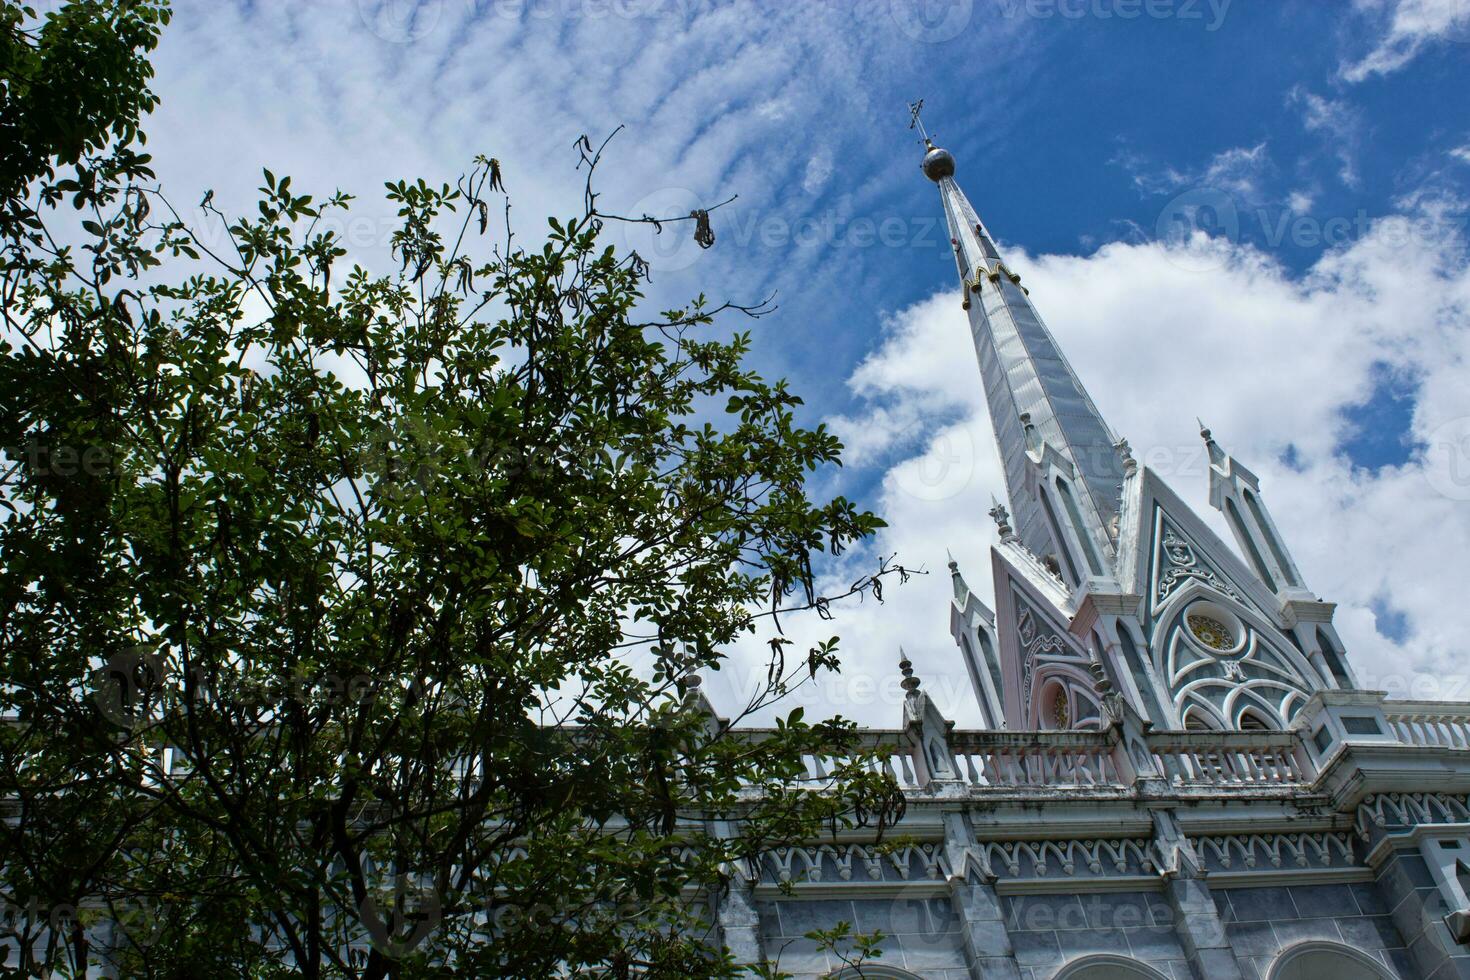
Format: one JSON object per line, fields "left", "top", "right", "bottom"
{"left": 1117, "top": 473, "right": 1325, "bottom": 728}
{"left": 1149, "top": 512, "right": 1252, "bottom": 619}
{"left": 1133, "top": 470, "right": 1280, "bottom": 626}
{"left": 991, "top": 548, "right": 1095, "bottom": 729}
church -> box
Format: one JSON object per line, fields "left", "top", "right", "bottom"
{"left": 708, "top": 122, "right": 1470, "bottom": 980}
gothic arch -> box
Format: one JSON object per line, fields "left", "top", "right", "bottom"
{"left": 1265, "top": 941, "right": 1397, "bottom": 980}
{"left": 1182, "top": 702, "right": 1225, "bottom": 731}
{"left": 1053, "top": 954, "right": 1172, "bottom": 979}
{"left": 1227, "top": 688, "right": 1284, "bottom": 731}
{"left": 1031, "top": 664, "right": 1103, "bottom": 730}
{"left": 1238, "top": 706, "right": 1274, "bottom": 731}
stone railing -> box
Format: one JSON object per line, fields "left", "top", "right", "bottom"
{"left": 1382, "top": 702, "right": 1470, "bottom": 748}
{"left": 797, "top": 730, "right": 924, "bottom": 790}
{"left": 1145, "top": 730, "right": 1312, "bottom": 789}
{"left": 948, "top": 731, "right": 1124, "bottom": 789}
{"left": 814, "top": 728, "right": 1325, "bottom": 796}
{"left": 36, "top": 695, "right": 1470, "bottom": 803}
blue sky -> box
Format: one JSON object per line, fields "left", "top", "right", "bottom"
{"left": 141, "top": 0, "right": 1470, "bottom": 724}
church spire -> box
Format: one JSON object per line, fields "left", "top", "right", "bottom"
{"left": 916, "top": 110, "right": 1124, "bottom": 582}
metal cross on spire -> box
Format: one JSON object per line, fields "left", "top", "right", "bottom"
{"left": 907, "top": 99, "right": 932, "bottom": 145}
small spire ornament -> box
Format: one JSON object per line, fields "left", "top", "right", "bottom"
{"left": 989, "top": 497, "right": 1013, "bottom": 539}
{"left": 1115, "top": 436, "right": 1137, "bottom": 476}
{"left": 898, "top": 647, "right": 922, "bottom": 700}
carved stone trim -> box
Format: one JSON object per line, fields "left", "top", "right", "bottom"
{"left": 975, "top": 838, "right": 1156, "bottom": 880}
{"left": 1191, "top": 832, "right": 1355, "bottom": 871}
{"left": 1157, "top": 528, "right": 1241, "bottom": 605}
{"left": 760, "top": 842, "right": 947, "bottom": 885}
{"left": 1355, "top": 792, "right": 1470, "bottom": 841}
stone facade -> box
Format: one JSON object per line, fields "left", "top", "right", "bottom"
{"left": 720, "top": 735, "right": 1470, "bottom": 978}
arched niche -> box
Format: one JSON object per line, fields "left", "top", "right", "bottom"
{"left": 1238, "top": 708, "right": 1273, "bottom": 731}
{"left": 1266, "top": 941, "right": 1397, "bottom": 980}
{"left": 1054, "top": 954, "right": 1172, "bottom": 979}
{"left": 1182, "top": 704, "right": 1223, "bottom": 731}
{"left": 1034, "top": 671, "right": 1102, "bottom": 731}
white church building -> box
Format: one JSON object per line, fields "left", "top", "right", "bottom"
{"left": 711, "top": 126, "right": 1470, "bottom": 980}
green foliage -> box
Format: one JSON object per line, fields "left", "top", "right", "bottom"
{"left": 0, "top": 4, "right": 902, "bottom": 977}
{"left": 0, "top": 0, "right": 169, "bottom": 199}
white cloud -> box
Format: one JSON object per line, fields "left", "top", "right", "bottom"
{"left": 1341, "top": 0, "right": 1470, "bottom": 81}
{"left": 1288, "top": 87, "right": 1363, "bottom": 188}
{"left": 802, "top": 149, "right": 834, "bottom": 195}
{"left": 1119, "top": 142, "right": 1273, "bottom": 203}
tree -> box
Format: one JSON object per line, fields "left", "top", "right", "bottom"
{"left": 0, "top": 4, "right": 906, "bottom": 976}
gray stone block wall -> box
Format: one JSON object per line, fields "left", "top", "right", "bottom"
{"left": 1372, "top": 847, "right": 1470, "bottom": 979}
{"left": 755, "top": 895, "right": 971, "bottom": 979}
{"left": 1003, "top": 890, "right": 1194, "bottom": 980}
{"left": 749, "top": 875, "right": 1440, "bottom": 978}
{"left": 1214, "top": 882, "right": 1414, "bottom": 979}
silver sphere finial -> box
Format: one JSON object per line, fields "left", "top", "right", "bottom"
{"left": 921, "top": 141, "right": 955, "bottom": 182}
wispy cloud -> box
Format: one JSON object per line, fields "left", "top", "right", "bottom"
{"left": 1341, "top": 0, "right": 1470, "bottom": 81}
{"left": 1288, "top": 87, "right": 1364, "bottom": 188}
{"left": 1116, "top": 142, "right": 1274, "bottom": 202}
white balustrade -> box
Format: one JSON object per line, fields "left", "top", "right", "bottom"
{"left": 1383, "top": 704, "right": 1470, "bottom": 748}
{"left": 1146, "top": 732, "right": 1310, "bottom": 788}
{"left": 948, "top": 732, "right": 1124, "bottom": 789}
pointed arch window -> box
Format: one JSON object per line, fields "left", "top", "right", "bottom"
{"left": 1238, "top": 710, "right": 1273, "bottom": 731}
{"left": 1118, "top": 624, "right": 1166, "bottom": 724}
{"left": 1056, "top": 476, "right": 1104, "bottom": 576}
{"left": 1039, "top": 677, "right": 1102, "bottom": 731}
{"left": 1054, "top": 954, "right": 1171, "bottom": 979}
{"left": 1184, "top": 708, "right": 1220, "bottom": 731}
{"left": 1266, "top": 941, "right": 1396, "bottom": 979}
{"left": 1244, "top": 489, "right": 1299, "bottom": 587}
{"left": 1225, "top": 497, "right": 1278, "bottom": 591}
{"left": 976, "top": 629, "right": 1004, "bottom": 705}
{"left": 1315, "top": 627, "right": 1352, "bottom": 688}
{"left": 1038, "top": 488, "right": 1081, "bottom": 586}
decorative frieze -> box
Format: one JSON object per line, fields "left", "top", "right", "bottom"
{"left": 974, "top": 837, "right": 1155, "bottom": 880}
{"left": 1355, "top": 792, "right": 1470, "bottom": 840}
{"left": 760, "top": 842, "right": 948, "bottom": 885}
{"left": 1190, "top": 832, "right": 1355, "bottom": 871}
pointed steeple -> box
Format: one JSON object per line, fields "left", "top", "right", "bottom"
{"left": 946, "top": 549, "right": 970, "bottom": 604}
{"left": 919, "top": 121, "right": 1124, "bottom": 580}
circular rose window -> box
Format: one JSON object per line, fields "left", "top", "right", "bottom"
{"left": 1187, "top": 612, "right": 1235, "bottom": 651}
